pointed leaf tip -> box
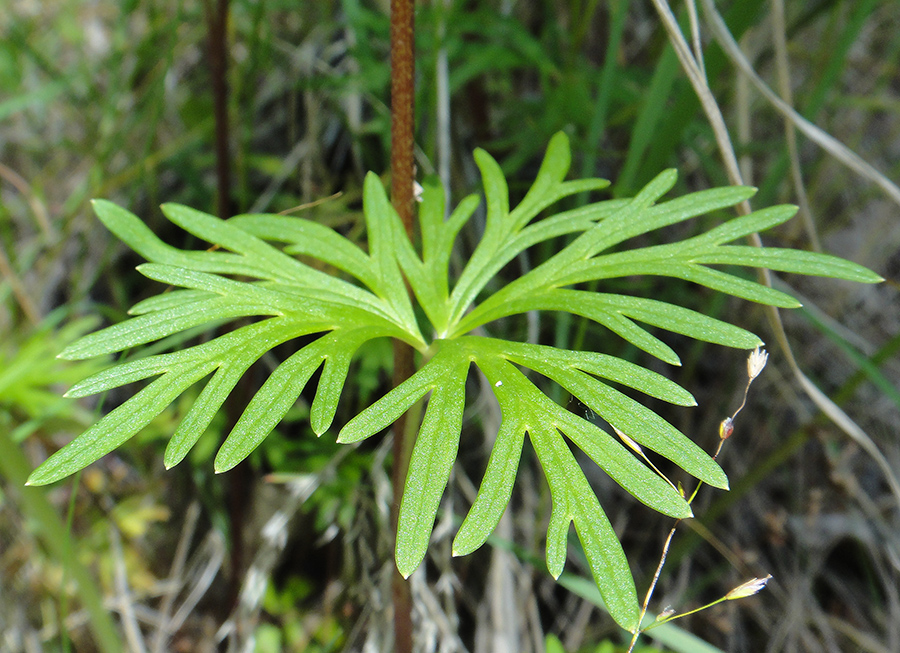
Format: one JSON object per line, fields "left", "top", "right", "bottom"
{"left": 25, "top": 469, "right": 51, "bottom": 487}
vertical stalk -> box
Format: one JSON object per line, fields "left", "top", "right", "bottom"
{"left": 205, "top": 0, "right": 232, "bottom": 220}
{"left": 391, "top": 0, "right": 415, "bottom": 231}
{"left": 390, "top": 1, "right": 415, "bottom": 652}
{"left": 204, "top": 0, "right": 246, "bottom": 609}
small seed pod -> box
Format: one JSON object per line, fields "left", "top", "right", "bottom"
{"left": 719, "top": 416, "right": 734, "bottom": 440}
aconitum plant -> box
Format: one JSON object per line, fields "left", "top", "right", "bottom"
{"left": 28, "top": 133, "right": 880, "bottom": 630}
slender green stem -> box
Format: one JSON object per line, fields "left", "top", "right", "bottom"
{"left": 647, "top": 597, "right": 728, "bottom": 629}
{"left": 628, "top": 523, "right": 678, "bottom": 652}
{"left": 629, "top": 350, "right": 765, "bottom": 651}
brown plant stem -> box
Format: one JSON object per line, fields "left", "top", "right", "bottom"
{"left": 390, "top": 1, "right": 415, "bottom": 235}
{"left": 391, "top": 342, "right": 415, "bottom": 653}
{"left": 390, "top": 1, "right": 416, "bottom": 652}
{"left": 204, "top": 0, "right": 246, "bottom": 611}
{"left": 204, "top": 0, "right": 232, "bottom": 220}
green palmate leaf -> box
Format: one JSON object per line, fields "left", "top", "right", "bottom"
{"left": 532, "top": 419, "right": 640, "bottom": 629}
{"left": 215, "top": 326, "right": 384, "bottom": 472}
{"left": 127, "top": 289, "right": 213, "bottom": 315}
{"left": 451, "top": 412, "right": 525, "bottom": 557}
{"left": 33, "top": 132, "right": 881, "bottom": 632}
{"left": 226, "top": 214, "right": 377, "bottom": 288}
{"left": 692, "top": 246, "right": 883, "bottom": 282}
{"left": 395, "top": 354, "right": 469, "bottom": 578}
{"left": 337, "top": 352, "right": 454, "bottom": 445}
{"left": 545, "top": 365, "right": 725, "bottom": 489}
{"left": 392, "top": 177, "right": 481, "bottom": 332}
{"left": 446, "top": 133, "right": 611, "bottom": 330}
{"left": 463, "top": 289, "right": 763, "bottom": 364}
{"left": 28, "top": 362, "right": 215, "bottom": 486}
{"left": 90, "top": 198, "right": 419, "bottom": 331}
{"left": 344, "top": 336, "right": 692, "bottom": 629}
{"left": 31, "top": 189, "right": 423, "bottom": 486}
{"left": 479, "top": 341, "right": 698, "bottom": 508}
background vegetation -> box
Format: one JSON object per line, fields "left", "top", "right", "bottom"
{"left": 2, "top": 0, "right": 899, "bottom": 651}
